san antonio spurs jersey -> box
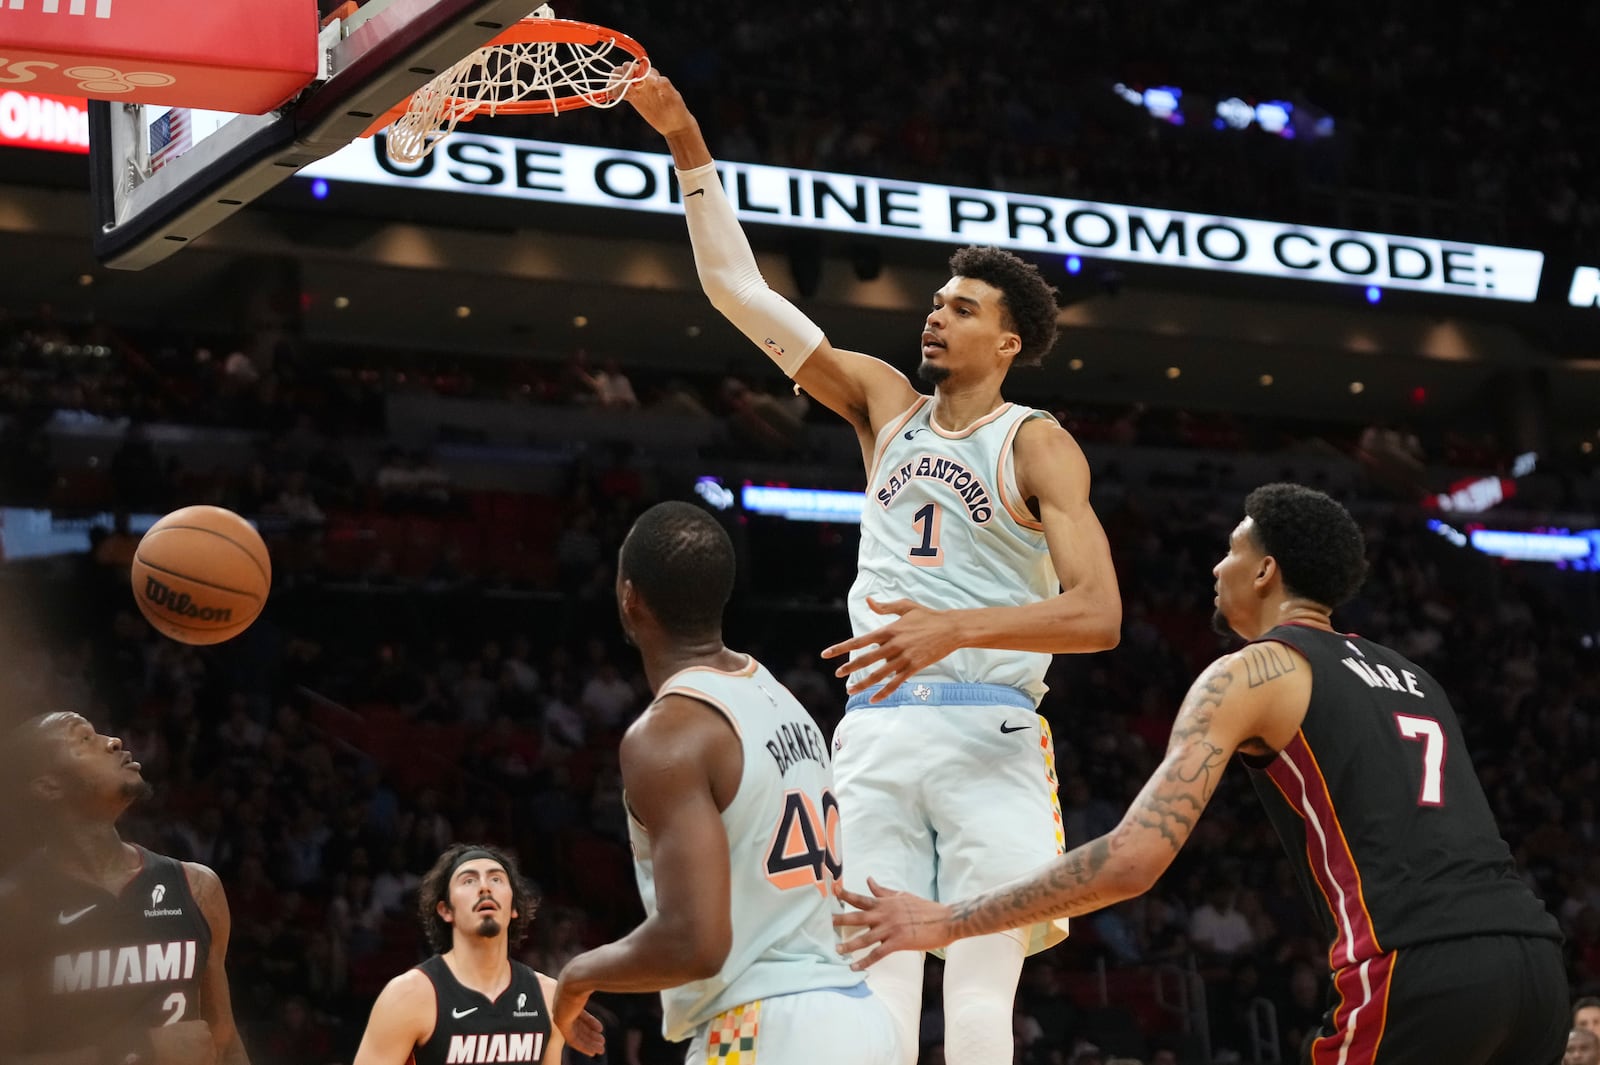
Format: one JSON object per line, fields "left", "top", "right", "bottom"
{"left": 848, "top": 397, "right": 1058, "bottom": 702}
{"left": 628, "top": 656, "right": 862, "bottom": 1042}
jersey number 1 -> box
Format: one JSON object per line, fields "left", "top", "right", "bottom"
{"left": 765, "top": 789, "right": 842, "bottom": 894}
{"left": 908, "top": 503, "right": 943, "bottom": 567}
{"left": 1394, "top": 713, "right": 1445, "bottom": 806}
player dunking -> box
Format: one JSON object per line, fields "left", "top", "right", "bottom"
{"left": 353, "top": 843, "right": 580, "bottom": 1065}
{"left": 0, "top": 712, "right": 250, "bottom": 1065}
{"left": 623, "top": 69, "right": 1122, "bottom": 1065}
{"left": 838, "top": 484, "right": 1570, "bottom": 1065}
{"left": 551, "top": 502, "right": 900, "bottom": 1065}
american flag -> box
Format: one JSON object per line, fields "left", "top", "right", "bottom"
{"left": 148, "top": 108, "right": 190, "bottom": 171}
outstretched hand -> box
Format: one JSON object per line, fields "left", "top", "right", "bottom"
{"left": 832, "top": 878, "right": 957, "bottom": 969}
{"left": 550, "top": 977, "right": 606, "bottom": 1058}
{"left": 820, "top": 597, "right": 961, "bottom": 701}
{"left": 614, "top": 62, "right": 696, "bottom": 139}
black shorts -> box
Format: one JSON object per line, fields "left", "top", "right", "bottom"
{"left": 1302, "top": 934, "right": 1568, "bottom": 1065}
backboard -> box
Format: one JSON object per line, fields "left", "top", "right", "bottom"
{"left": 87, "top": 0, "right": 543, "bottom": 270}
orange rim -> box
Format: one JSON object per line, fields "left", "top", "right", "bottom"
{"left": 361, "top": 17, "right": 647, "bottom": 137}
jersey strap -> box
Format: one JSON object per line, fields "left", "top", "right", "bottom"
{"left": 844, "top": 682, "right": 1035, "bottom": 712}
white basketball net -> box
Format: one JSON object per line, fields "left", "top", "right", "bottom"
{"left": 385, "top": 4, "right": 646, "bottom": 165}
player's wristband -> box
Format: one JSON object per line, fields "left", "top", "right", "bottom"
{"left": 676, "top": 161, "right": 824, "bottom": 378}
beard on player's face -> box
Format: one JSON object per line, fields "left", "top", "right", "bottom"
{"left": 1211, "top": 607, "right": 1237, "bottom": 637}
{"left": 470, "top": 913, "right": 503, "bottom": 939}
{"left": 61, "top": 768, "right": 150, "bottom": 812}
{"left": 917, "top": 359, "right": 952, "bottom": 386}
{"left": 120, "top": 777, "right": 155, "bottom": 802}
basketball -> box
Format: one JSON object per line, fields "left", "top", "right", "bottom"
{"left": 130, "top": 505, "right": 272, "bottom": 646}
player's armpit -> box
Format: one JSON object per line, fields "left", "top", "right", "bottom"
{"left": 789, "top": 344, "right": 920, "bottom": 444}
{"left": 351, "top": 971, "right": 434, "bottom": 1065}
{"left": 181, "top": 863, "right": 248, "bottom": 1065}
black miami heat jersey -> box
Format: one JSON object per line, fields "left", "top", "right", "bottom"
{"left": 1243, "top": 624, "right": 1560, "bottom": 968}
{"left": 413, "top": 954, "right": 552, "bottom": 1065}
{"left": 11, "top": 846, "right": 211, "bottom": 1055}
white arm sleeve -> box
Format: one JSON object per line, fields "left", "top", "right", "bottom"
{"left": 676, "top": 161, "right": 825, "bottom": 377}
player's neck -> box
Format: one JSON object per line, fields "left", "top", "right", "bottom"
{"left": 445, "top": 938, "right": 512, "bottom": 998}
{"left": 49, "top": 821, "right": 140, "bottom": 890}
{"left": 1280, "top": 609, "right": 1335, "bottom": 631}
{"left": 929, "top": 382, "right": 1005, "bottom": 434}
{"left": 1251, "top": 600, "right": 1334, "bottom": 637}
{"left": 641, "top": 638, "right": 744, "bottom": 694}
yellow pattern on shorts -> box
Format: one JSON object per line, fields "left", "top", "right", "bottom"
{"left": 705, "top": 999, "right": 761, "bottom": 1065}
{"left": 1039, "top": 714, "right": 1065, "bottom": 855}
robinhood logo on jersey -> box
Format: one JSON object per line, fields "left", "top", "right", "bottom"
{"left": 876, "top": 454, "right": 994, "bottom": 523}
{"left": 304, "top": 136, "right": 1545, "bottom": 303}
{"left": 145, "top": 882, "right": 182, "bottom": 918}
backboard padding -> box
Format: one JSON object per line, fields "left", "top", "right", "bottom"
{"left": 91, "top": 0, "right": 542, "bottom": 269}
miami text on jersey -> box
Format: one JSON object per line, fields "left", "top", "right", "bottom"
{"left": 444, "top": 1032, "right": 544, "bottom": 1063}
{"left": 875, "top": 454, "right": 994, "bottom": 523}
{"left": 53, "top": 941, "right": 200, "bottom": 992}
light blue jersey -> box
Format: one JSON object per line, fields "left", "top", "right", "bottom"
{"left": 628, "top": 656, "right": 863, "bottom": 1042}
{"left": 847, "top": 397, "right": 1059, "bottom": 703}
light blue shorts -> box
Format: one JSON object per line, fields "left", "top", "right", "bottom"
{"left": 833, "top": 683, "right": 1068, "bottom": 955}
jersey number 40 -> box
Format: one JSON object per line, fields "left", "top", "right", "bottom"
{"left": 764, "top": 789, "right": 843, "bottom": 895}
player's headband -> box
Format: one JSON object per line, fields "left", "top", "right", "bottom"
{"left": 448, "top": 847, "right": 505, "bottom": 879}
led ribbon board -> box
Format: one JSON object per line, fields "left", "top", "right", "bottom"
{"left": 304, "top": 132, "right": 1546, "bottom": 302}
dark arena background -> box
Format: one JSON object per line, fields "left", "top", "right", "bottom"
{"left": 1, "top": 2, "right": 1599, "bottom": 1063}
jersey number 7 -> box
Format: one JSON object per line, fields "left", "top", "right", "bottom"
{"left": 1394, "top": 713, "right": 1446, "bottom": 806}
{"left": 764, "top": 789, "right": 843, "bottom": 894}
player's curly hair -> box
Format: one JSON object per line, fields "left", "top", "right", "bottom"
{"left": 1244, "top": 483, "right": 1368, "bottom": 609}
{"left": 418, "top": 843, "right": 538, "bottom": 954}
{"left": 948, "top": 246, "right": 1061, "bottom": 366}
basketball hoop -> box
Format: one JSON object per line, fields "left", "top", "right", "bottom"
{"left": 373, "top": 4, "right": 648, "bottom": 164}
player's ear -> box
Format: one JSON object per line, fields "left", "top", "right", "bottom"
{"left": 1255, "top": 555, "right": 1279, "bottom": 589}
{"left": 437, "top": 899, "right": 454, "bottom": 925}
{"left": 29, "top": 772, "right": 62, "bottom": 803}
{"left": 618, "top": 577, "right": 650, "bottom": 634}
{"left": 997, "top": 329, "right": 1021, "bottom": 362}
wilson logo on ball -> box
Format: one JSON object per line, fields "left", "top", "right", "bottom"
{"left": 142, "top": 576, "right": 233, "bottom": 622}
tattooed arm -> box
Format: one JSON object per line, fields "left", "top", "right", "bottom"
{"left": 834, "top": 643, "right": 1311, "bottom": 965}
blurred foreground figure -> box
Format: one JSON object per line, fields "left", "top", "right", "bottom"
{"left": 1, "top": 711, "right": 249, "bottom": 1065}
